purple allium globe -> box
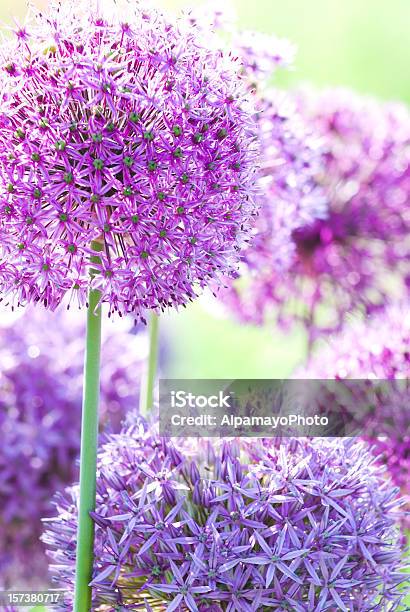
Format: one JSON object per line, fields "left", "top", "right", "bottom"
{"left": 299, "top": 304, "right": 410, "bottom": 522}
{"left": 43, "top": 420, "right": 407, "bottom": 610}
{"left": 168, "top": 14, "right": 328, "bottom": 292}
{"left": 222, "top": 92, "right": 328, "bottom": 323}
{"left": 0, "top": 306, "right": 147, "bottom": 587}
{"left": 222, "top": 88, "right": 410, "bottom": 341}
{"left": 0, "top": 0, "right": 258, "bottom": 319}
{"left": 300, "top": 304, "right": 410, "bottom": 380}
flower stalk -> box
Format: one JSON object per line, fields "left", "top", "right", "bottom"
{"left": 74, "top": 243, "right": 103, "bottom": 612}
{"left": 141, "top": 313, "right": 159, "bottom": 415}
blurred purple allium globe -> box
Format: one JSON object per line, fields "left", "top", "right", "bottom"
{"left": 43, "top": 420, "right": 407, "bottom": 610}
{"left": 168, "top": 13, "right": 329, "bottom": 301}
{"left": 222, "top": 88, "right": 410, "bottom": 341}
{"left": 222, "top": 92, "right": 328, "bottom": 323}
{"left": 0, "top": 307, "right": 147, "bottom": 587}
{"left": 0, "top": 0, "right": 258, "bottom": 319}
{"left": 300, "top": 304, "right": 410, "bottom": 380}
{"left": 300, "top": 304, "right": 410, "bottom": 515}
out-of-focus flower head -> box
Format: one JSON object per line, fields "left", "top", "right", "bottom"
{"left": 234, "top": 31, "right": 296, "bottom": 84}
{"left": 299, "top": 304, "right": 410, "bottom": 523}
{"left": 224, "top": 92, "right": 328, "bottom": 323}
{"left": 300, "top": 303, "right": 410, "bottom": 379}
{"left": 184, "top": 0, "right": 237, "bottom": 34}
{"left": 43, "top": 420, "right": 406, "bottom": 610}
{"left": 186, "top": 3, "right": 296, "bottom": 86}
{"left": 223, "top": 89, "right": 410, "bottom": 342}
{"left": 0, "top": 0, "right": 258, "bottom": 319}
{"left": 184, "top": 6, "right": 327, "bottom": 291}
{"left": 0, "top": 306, "right": 147, "bottom": 586}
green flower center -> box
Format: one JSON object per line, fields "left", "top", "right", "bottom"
{"left": 55, "top": 140, "right": 66, "bottom": 151}
{"left": 93, "top": 158, "right": 104, "bottom": 170}
{"left": 14, "top": 128, "right": 25, "bottom": 140}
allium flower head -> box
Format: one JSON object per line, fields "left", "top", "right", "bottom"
{"left": 301, "top": 303, "right": 410, "bottom": 380}
{"left": 182, "top": 15, "right": 327, "bottom": 286}
{"left": 0, "top": 306, "right": 147, "bottom": 586}
{"left": 0, "top": 0, "right": 258, "bottom": 318}
{"left": 234, "top": 31, "right": 296, "bottom": 83}
{"left": 300, "top": 304, "right": 410, "bottom": 513}
{"left": 43, "top": 421, "right": 407, "bottom": 610}
{"left": 221, "top": 91, "right": 328, "bottom": 321}
{"left": 223, "top": 89, "right": 410, "bottom": 341}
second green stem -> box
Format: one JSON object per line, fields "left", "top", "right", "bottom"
{"left": 142, "top": 312, "right": 159, "bottom": 415}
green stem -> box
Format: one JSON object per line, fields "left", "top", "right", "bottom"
{"left": 141, "top": 312, "right": 159, "bottom": 415}
{"left": 74, "top": 247, "right": 103, "bottom": 612}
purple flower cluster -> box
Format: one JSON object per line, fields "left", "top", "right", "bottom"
{"left": 181, "top": 15, "right": 329, "bottom": 292}
{"left": 301, "top": 304, "right": 410, "bottom": 380}
{"left": 223, "top": 92, "right": 328, "bottom": 323}
{"left": 0, "top": 0, "right": 258, "bottom": 318}
{"left": 0, "top": 306, "right": 146, "bottom": 586}
{"left": 300, "top": 304, "right": 410, "bottom": 512}
{"left": 43, "top": 420, "right": 407, "bottom": 610}
{"left": 223, "top": 88, "right": 410, "bottom": 341}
